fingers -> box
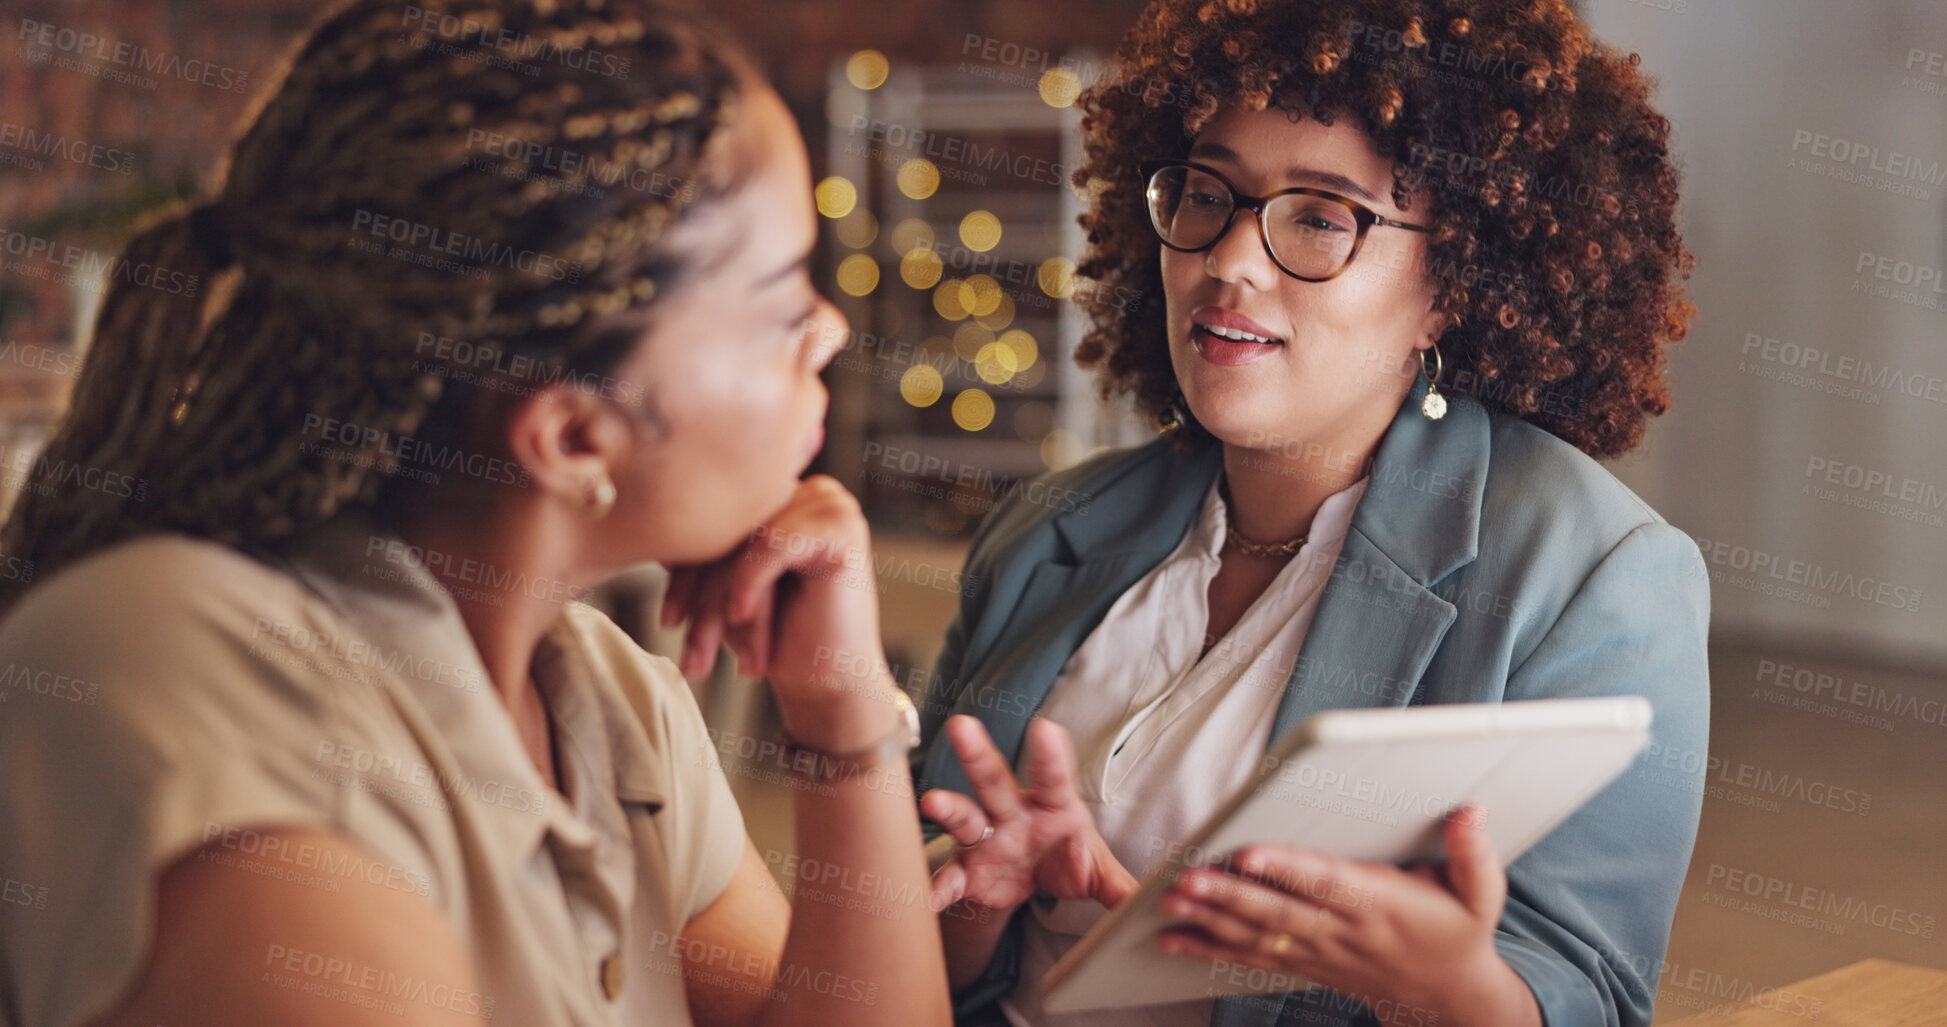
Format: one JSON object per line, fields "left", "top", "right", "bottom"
{"left": 919, "top": 788, "right": 993, "bottom": 848}
{"left": 726, "top": 537, "right": 798, "bottom": 628}
{"left": 660, "top": 566, "right": 698, "bottom": 628}
{"left": 725, "top": 476, "right": 865, "bottom": 623}
{"left": 1171, "top": 867, "right": 1336, "bottom": 941}
{"left": 1018, "top": 718, "right": 1081, "bottom": 807}
{"left": 680, "top": 566, "right": 732, "bottom": 679}
{"left": 1093, "top": 847, "right": 1140, "bottom": 909}
{"left": 1156, "top": 925, "right": 1287, "bottom": 972}
{"left": 742, "top": 587, "right": 773, "bottom": 678}
{"left": 1163, "top": 879, "right": 1322, "bottom": 955}
{"left": 722, "top": 618, "right": 758, "bottom": 679}
{"left": 929, "top": 859, "right": 968, "bottom": 913}
{"left": 1227, "top": 845, "right": 1379, "bottom": 920}
{"left": 944, "top": 715, "right": 1023, "bottom": 822}
{"left": 672, "top": 476, "right": 836, "bottom": 680}
{"left": 711, "top": 547, "right": 772, "bottom": 677}
{"left": 1442, "top": 804, "right": 1506, "bottom": 920}
{"left": 1155, "top": 925, "right": 1314, "bottom": 980}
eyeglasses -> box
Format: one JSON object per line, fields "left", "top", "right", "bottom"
{"left": 1140, "top": 159, "right": 1433, "bottom": 282}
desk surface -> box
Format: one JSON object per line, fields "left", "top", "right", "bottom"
{"left": 1660, "top": 958, "right": 1947, "bottom": 1026}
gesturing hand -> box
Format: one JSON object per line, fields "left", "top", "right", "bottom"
{"left": 921, "top": 715, "right": 1137, "bottom": 915}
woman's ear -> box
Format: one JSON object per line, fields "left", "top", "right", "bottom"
{"left": 503, "top": 386, "right": 634, "bottom": 510}
{"left": 1415, "top": 307, "right": 1457, "bottom": 352}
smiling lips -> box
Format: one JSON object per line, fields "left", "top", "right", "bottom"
{"left": 1190, "top": 306, "right": 1285, "bottom": 366}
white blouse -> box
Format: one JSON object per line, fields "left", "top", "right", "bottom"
{"left": 1003, "top": 472, "right": 1371, "bottom": 1027}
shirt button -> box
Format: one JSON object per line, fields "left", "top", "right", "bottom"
{"left": 600, "top": 952, "right": 625, "bottom": 1000}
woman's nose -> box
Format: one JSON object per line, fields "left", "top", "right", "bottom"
{"left": 806, "top": 298, "right": 849, "bottom": 374}
{"left": 1202, "top": 207, "right": 1280, "bottom": 292}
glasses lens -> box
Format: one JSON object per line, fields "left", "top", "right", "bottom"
{"left": 1265, "top": 194, "right": 1359, "bottom": 279}
{"left": 1147, "top": 165, "right": 1231, "bottom": 250}
{"left": 1261, "top": 193, "right": 1355, "bottom": 276}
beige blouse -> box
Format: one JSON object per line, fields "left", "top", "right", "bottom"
{"left": 0, "top": 514, "right": 747, "bottom": 1026}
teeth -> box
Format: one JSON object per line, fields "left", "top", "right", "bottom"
{"left": 1203, "top": 323, "right": 1279, "bottom": 344}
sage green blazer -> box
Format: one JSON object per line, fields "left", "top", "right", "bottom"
{"left": 914, "top": 376, "right": 1712, "bottom": 1027}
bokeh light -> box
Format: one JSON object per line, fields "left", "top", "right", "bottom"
{"left": 900, "top": 364, "right": 944, "bottom": 407}
{"left": 932, "top": 278, "right": 970, "bottom": 320}
{"left": 1039, "top": 66, "right": 1083, "bottom": 108}
{"left": 815, "top": 176, "right": 857, "bottom": 219}
{"left": 845, "top": 50, "right": 890, "bottom": 90}
{"left": 964, "top": 274, "right": 1003, "bottom": 317}
{"left": 975, "top": 342, "right": 1019, "bottom": 384}
{"left": 952, "top": 388, "right": 995, "bottom": 431}
{"left": 835, "top": 208, "right": 878, "bottom": 249}
{"left": 953, "top": 322, "right": 995, "bottom": 361}
{"left": 835, "top": 253, "right": 879, "bottom": 296}
{"left": 900, "top": 247, "right": 944, "bottom": 289}
{"left": 997, "top": 328, "right": 1039, "bottom": 370}
{"left": 1038, "top": 256, "right": 1077, "bottom": 298}
{"left": 974, "top": 293, "right": 1016, "bottom": 331}
{"left": 890, "top": 217, "right": 935, "bottom": 254}
{"left": 897, "top": 158, "right": 941, "bottom": 199}
{"left": 960, "top": 210, "right": 1003, "bottom": 252}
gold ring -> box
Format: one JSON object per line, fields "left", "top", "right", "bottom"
{"left": 1266, "top": 933, "right": 1294, "bottom": 957}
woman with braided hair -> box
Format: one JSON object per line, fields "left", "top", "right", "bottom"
{"left": 0, "top": 1, "right": 1109, "bottom": 1024}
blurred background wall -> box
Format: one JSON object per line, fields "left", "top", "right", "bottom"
{"left": 1584, "top": 0, "right": 1947, "bottom": 670}
{"left": 2, "top": 1, "right": 1941, "bottom": 1021}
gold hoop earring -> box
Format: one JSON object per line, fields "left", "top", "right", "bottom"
{"left": 1158, "top": 390, "right": 1188, "bottom": 434}
{"left": 1419, "top": 342, "right": 1448, "bottom": 421}
{"left": 585, "top": 475, "right": 617, "bottom": 520}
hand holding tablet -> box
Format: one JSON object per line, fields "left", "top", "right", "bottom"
{"left": 1041, "top": 696, "right": 1655, "bottom": 1013}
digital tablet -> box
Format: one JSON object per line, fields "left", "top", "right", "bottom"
{"left": 1040, "top": 695, "right": 1654, "bottom": 1013}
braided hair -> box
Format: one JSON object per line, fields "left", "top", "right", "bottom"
{"left": 0, "top": 0, "right": 749, "bottom": 611}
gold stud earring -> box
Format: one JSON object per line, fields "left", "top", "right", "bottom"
{"left": 1420, "top": 341, "right": 1448, "bottom": 421}
{"left": 585, "top": 475, "right": 617, "bottom": 519}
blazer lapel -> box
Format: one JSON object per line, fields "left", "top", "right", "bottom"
{"left": 1268, "top": 374, "right": 1489, "bottom": 734}
{"left": 1266, "top": 531, "right": 1460, "bottom": 736}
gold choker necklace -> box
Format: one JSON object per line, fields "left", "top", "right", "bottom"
{"left": 1218, "top": 477, "right": 1307, "bottom": 558}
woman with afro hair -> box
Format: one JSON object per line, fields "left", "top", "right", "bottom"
{"left": 911, "top": 1, "right": 1710, "bottom": 1026}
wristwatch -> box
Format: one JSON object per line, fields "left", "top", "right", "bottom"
{"left": 781, "top": 690, "right": 921, "bottom": 781}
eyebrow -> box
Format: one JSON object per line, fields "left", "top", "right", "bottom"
{"left": 1186, "top": 142, "right": 1382, "bottom": 206}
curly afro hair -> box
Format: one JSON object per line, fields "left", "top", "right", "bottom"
{"left": 1070, "top": 0, "right": 1697, "bottom": 458}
